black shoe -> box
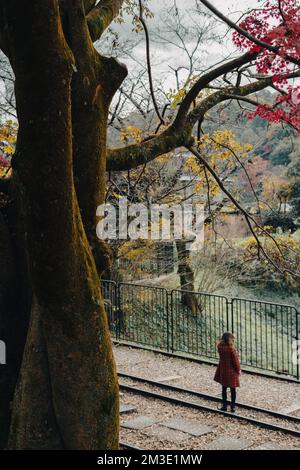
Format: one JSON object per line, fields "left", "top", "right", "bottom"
{"left": 219, "top": 404, "right": 227, "bottom": 412}
{"left": 231, "top": 405, "right": 236, "bottom": 413}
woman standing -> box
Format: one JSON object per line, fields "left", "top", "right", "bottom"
{"left": 214, "top": 332, "right": 241, "bottom": 412}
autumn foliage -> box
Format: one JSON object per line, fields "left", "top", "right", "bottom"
{"left": 0, "top": 120, "right": 17, "bottom": 176}
{"left": 233, "top": 0, "right": 300, "bottom": 130}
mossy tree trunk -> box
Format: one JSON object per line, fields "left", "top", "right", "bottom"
{"left": 0, "top": 0, "right": 127, "bottom": 449}
{"left": 0, "top": 198, "right": 31, "bottom": 449}
{"left": 176, "top": 240, "right": 198, "bottom": 314}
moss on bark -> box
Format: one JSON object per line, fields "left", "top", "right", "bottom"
{"left": 3, "top": 0, "right": 120, "bottom": 450}
{"left": 176, "top": 240, "right": 198, "bottom": 314}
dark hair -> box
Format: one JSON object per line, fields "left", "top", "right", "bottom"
{"left": 220, "top": 332, "right": 235, "bottom": 349}
{"left": 222, "top": 332, "right": 234, "bottom": 344}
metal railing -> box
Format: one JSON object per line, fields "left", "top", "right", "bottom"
{"left": 101, "top": 280, "right": 300, "bottom": 380}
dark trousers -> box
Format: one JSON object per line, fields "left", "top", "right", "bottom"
{"left": 222, "top": 386, "right": 236, "bottom": 405}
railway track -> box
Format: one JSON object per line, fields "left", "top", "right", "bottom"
{"left": 114, "top": 340, "right": 300, "bottom": 384}
{"left": 119, "top": 373, "right": 300, "bottom": 438}
{"left": 120, "top": 441, "right": 142, "bottom": 450}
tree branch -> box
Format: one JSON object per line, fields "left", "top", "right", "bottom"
{"left": 187, "top": 145, "right": 300, "bottom": 278}
{"left": 198, "top": 0, "right": 300, "bottom": 67}
{"left": 107, "top": 69, "right": 299, "bottom": 172}
{"left": 186, "top": 76, "right": 274, "bottom": 129}
{"left": 172, "top": 52, "right": 256, "bottom": 129}
{"left": 107, "top": 126, "right": 194, "bottom": 171}
{"left": 87, "top": 0, "right": 124, "bottom": 42}
{"left": 187, "top": 68, "right": 299, "bottom": 129}
{"left": 138, "top": 0, "right": 164, "bottom": 126}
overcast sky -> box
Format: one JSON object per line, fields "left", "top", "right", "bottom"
{"left": 106, "top": 0, "right": 261, "bottom": 90}
{"left": 0, "top": 1, "right": 261, "bottom": 112}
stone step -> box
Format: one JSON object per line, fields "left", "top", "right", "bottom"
{"left": 278, "top": 402, "right": 300, "bottom": 415}
{"left": 162, "top": 417, "right": 213, "bottom": 437}
{"left": 121, "top": 416, "right": 157, "bottom": 430}
{"left": 205, "top": 437, "right": 253, "bottom": 450}
{"left": 146, "top": 425, "right": 190, "bottom": 443}
{"left": 253, "top": 442, "right": 299, "bottom": 450}
{"left": 120, "top": 404, "right": 137, "bottom": 414}
{"left": 155, "top": 375, "right": 182, "bottom": 383}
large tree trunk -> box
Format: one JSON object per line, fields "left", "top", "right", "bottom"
{"left": 66, "top": 4, "right": 127, "bottom": 279}
{"left": 0, "top": 209, "right": 16, "bottom": 448}
{"left": 0, "top": 181, "right": 32, "bottom": 448}
{"left": 2, "top": 0, "right": 120, "bottom": 449}
{"left": 176, "top": 240, "right": 198, "bottom": 314}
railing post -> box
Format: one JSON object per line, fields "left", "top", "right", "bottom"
{"left": 170, "top": 290, "right": 174, "bottom": 353}
{"left": 116, "top": 282, "right": 121, "bottom": 341}
{"left": 226, "top": 298, "right": 233, "bottom": 333}
{"left": 297, "top": 310, "right": 300, "bottom": 381}
{"left": 166, "top": 292, "right": 170, "bottom": 352}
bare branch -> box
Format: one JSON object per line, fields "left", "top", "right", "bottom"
{"left": 138, "top": 0, "right": 165, "bottom": 126}
{"left": 119, "top": 87, "right": 147, "bottom": 119}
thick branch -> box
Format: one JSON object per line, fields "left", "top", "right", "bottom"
{"left": 187, "top": 67, "right": 299, "bottom": 129}
{"left": 107, "top": 126, "right": 194, "bottom": 171}
{"left": 186, "top": 77, "right": 274, "bottom": 129}
{"left": 107, "top": 77, "right": 276, "bottom": 171}
{"left": 224, "top": 95, "right": 260, "bottom": 107}
{"left": 138, "top": 0, "right": 164, "bottom": 126}
{"left": 172, "top": 52, "right": 256, "bottom": 129}
{"left": 87, "top": 0, "right": 124, "bottom": 42}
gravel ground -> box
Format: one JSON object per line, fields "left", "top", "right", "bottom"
{"left": 119, "top": 377, "right": 300, "bottom": 431}
{"left": 114, "top": 344, "right": 300, "bottom": 412}
{"left": 120, "top": 392, "right": 300, "bottom": 450}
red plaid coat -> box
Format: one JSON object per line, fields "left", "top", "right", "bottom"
{"left": 214, "top": 342, "right": 241, "bottom": 388}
